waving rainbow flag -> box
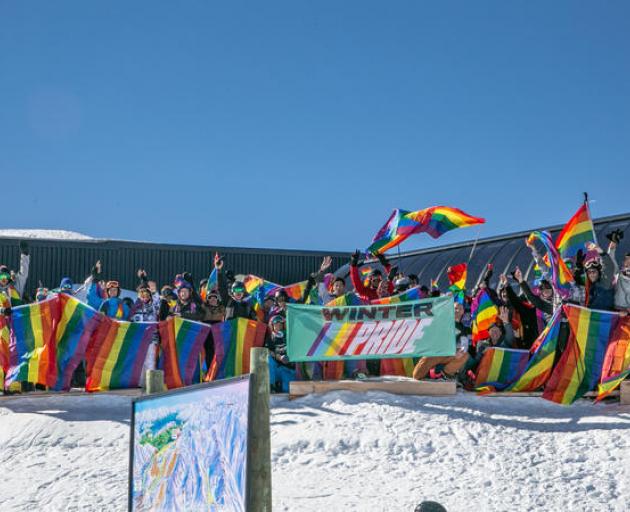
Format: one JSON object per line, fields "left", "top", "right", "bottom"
{"left": 368, "top": 206, "right": 485, "bottom": 255}
{"left": 208, "top": 318, "right": 267, "bottom": 380}
{"left": 448, "top": 263, "right": 467, "bottom": 292}
{"left": 505, "top": 309, "right": 562, "bottom": 392}
{"left": 474, "top": 347, "right": 530, "bottom": 393}
{"left": 326, "top": 293, "right": 365, "bottom": 307}
{"left": 596, "top": 317, "right": 630, "bottom": 401}
{"left": 471, "top": 290, "right": 498, "bottom": 343}
{"left": 5, "top": 299, "right": 57, "bottom": 388}
{"left": 86, "top": 317, "right": 157, "bottom": 391}
{"left": 282, "top": 281, "right": 308, "bottom": 302}
{"left": 158, "top": 316, "right": 210, "bottom": 389}
{"left": 555, "top": 202, "right": 596, "bottom": 259}
{"left": 52, "top": 295, "right": 102, "bottom": 391}
{"left": 543, "top": 305, "right": 615, "bottom": 405}
{"left": 528, "top": 230, "right": 574, "bottom": 297}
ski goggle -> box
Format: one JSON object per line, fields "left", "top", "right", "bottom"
{"left": 0, "top": 273, "right": 10, "bottom": 281}
{"left": 232, "top": 287, "right": 245, "bottom": 294}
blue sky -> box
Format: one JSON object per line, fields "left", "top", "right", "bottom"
{"left": 1, "top": 1, "right": 628, "bottom": 253}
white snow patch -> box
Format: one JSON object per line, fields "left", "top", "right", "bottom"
{"left": 0, "top": 229, "right": 94, "bottom": 240}
{"left": 0, "top": 392, "right": 628, "bottom": 511}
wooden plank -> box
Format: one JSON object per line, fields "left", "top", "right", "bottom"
{"left": 621, "top": 381, "right": 630, "bottom": 405}
{"left": 289, "top": 378, "right": 456, "bottom": 399}
{"left": 0, "top": 388, "right": 142, "bottom": 401}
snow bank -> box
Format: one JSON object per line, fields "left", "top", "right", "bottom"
{"left": 0, "top": 229, "right": 94, "bottom": 240}
{"left": 0, "top": 392, "right": 628, "bottom": 511}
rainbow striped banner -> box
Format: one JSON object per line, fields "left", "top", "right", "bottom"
{"left": 52, "top": 294, "right": 102, "bottom": 391}
{"left": 86, "top": 317, "right": 157, "bottom": 391}
{"left": 287, "top": 296, "right": 455, "bottom": 362}
{"left": 158, "top": 316, "right": 210, "bottom": 389}
{"left": 371, "top": 286, "right": 422, "bottom": 305}
{"left": 208, "top": 318, "right": 266, "bottom": 380}
{"left": 528, "top": 230, "right": 574, "bottom": 297}
{"left": 368, "top": 206, "right": 485, "bottom": 255}
{"left": 596, "top": 317, "right": 630, "bottom": 400}
{"left": 474, "top": 347, "right": 530, "bottom": 393}
{"left": 543, "top": 305, "right": 615, "bottom": 405}
{"left": 5, "top": 298, "right": 57, "bottom": 388}
{"left": 505, "top": 309, "right": 562, "bottom": 392}
{"left": 471, "top": 289, "right": 498, "bottom": 343}
{"left": 555, "top": 203, "right": 596, "bottom": 259}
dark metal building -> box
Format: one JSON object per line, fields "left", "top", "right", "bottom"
{"left": 0, "top": 237, "right": 347, "bottom": 296}
{"left": 340, "top": 213, "right": 630, "bottom": 291}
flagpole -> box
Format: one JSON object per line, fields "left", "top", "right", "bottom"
{"left": 468, "top": 225, "right": 482, "bottom": 262}
{"left": 584, "top": 192, "right": 599, "bottom": 247}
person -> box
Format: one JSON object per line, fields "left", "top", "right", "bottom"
{"left": 51, "top": 277, "right": 75, "bottom": 296}
{"left": 614, "top": 252, "right": 630, "bottom": 314}
{"left": 158, "top": 285, "right": 177, "bottom": 321}
{"left": 35, "top": 287, "right": 49, "bottom": 302}
{"left": 412, "top": 301, "right": 471, "bottom": 381}
{"left": 171, "top": 279, "right": 205, "bottom": 321}
{"left": 0, "top": 240, "right": 30, "bottom": 308}
{"left": 581, "top": 239, "right": 617, "bottom": 310}
{"left": 99, "top": 280, "right": 131, "bottom": 320}
{"left": 498, "top": 273, "right": 539, "bottom": 349}
{"left": 349, "top": 250, "right": 394, "bottom": 302}
{"left": 216, "top": 257, "right": 256, "bottom": 320}
{"left": 130, "top": 279, "right": 161, "bottom": 386}
{"left": 265, "top": 315, "right": 296, "bottom": 392}
{"left": 86, "top": 260, "right": 106, "bottom": 310}
{"left": 201, "top": 290, "right": 226, "bottom": 368}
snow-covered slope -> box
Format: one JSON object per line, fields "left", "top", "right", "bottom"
{"left": 0, "top": 392, "right": 628, "bottom": 511}
{"left": 0, "top": 229, "right": 93, "bottom": 240}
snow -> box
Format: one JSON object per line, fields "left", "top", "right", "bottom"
{"left": 0, "top": 229, "right": 94, "bottom": 240}
{"left": 0, "top": 391, "right": 629, "bottom": 511}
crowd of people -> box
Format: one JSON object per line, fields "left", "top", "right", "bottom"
{"left": 0, "top": 228, "right": 629, "bottom": 393}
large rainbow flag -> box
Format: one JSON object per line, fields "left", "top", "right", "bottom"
{"left": 4, "top": 299, "right": 57, "bottom": 388}
{"left": 505, "top": 309, "right": 562, "bottom": 392}
{"left": 0, "top": 315, "right": 10, "bottom": 388}
{"left": 86, "top": 317, "right": 157, "bottom": 391}
{"left": 208, "top": 318, "right": 267, "bottom": 380}
{"left": 543, "top": 305, "right": 615, "bottom": 405}
{"left": 474, "top": 347, "right": 530, "bottom": 393}
{"left": 471, "top": 289, "right": 498, "bottom": 343}
{"left": 52, "top": 295, "right": 102, "bottom": 391}
{"left": 158, "top": 316, "right": 210, "bottom": 389}
{"left": 555, "top": 202, "right": 596, "bottom": 259}
{"left": 325, "top": 293, "right": 365, "bottom": 307}
{"left": 368, "top": 206, "right": 485, "bottom": 255}
{"left": 596, "top": 317, "right": 630, "bottom": 400}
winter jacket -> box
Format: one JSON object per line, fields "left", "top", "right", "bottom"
{"left": 265, "top": 331, "right": 294, "bottom": 369}
{"left": 99, "top": 297, "right": 131, "bottom": 320}
{"left": 130, "top": 297, "right": 160, "bottom": 322}
{"left": 504, "top": 285, "right": 540, "bottom": 348}
{"left": 203, "top": 304, "right": 226, "bottom": 323}
{"left": 172, "top": 299, "right": 205, "bottom": 322}
{"left": 585, "top": 253, "right": 616, "bottom": 310}
{"left": 217, "top": 268, "right": 256, "bottom": 321}
{"left": 614, "top": 273, "right": 630, "bottom": 311}
{"left": 349, "top": 263, "right": 393, "bottom": 302}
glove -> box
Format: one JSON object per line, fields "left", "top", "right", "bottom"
{"left": 182, "top": 272, "right": 193, "bottom": 285}
{"left": 279, "top": 354, "right": 290, "bottom": 365}
{"left": 19, "top": 240, "right": 28, "bottom": 256}
{"left": 376, "top": 253, "right": 388, "bottom": 267}
{"left": 350, "top": 250, "right": 361, "bottom": 267}
{"left": 606, "top": 229, "right": 624, "bottom": 244}
{"left": 575, "top": 249, "right": 585, "bottom": 269}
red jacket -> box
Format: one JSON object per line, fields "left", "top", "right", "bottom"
{"left": 350, "top": 264, "right": 393, "bottom": 302}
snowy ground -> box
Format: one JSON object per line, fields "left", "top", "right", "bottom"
{"left": 0, "top": 391, "right": 628, "bottom": 512}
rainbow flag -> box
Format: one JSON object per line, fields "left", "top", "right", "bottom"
{"left": 471, "top": 290, "right": 498, "bottom": 343}
{"left": 528, "top": 231, "right": 574, "bottom": 296}
{"left": 543, "top": 305, "right": 615, "bottom": 405}
{"left": 326, "top": 293, "right": 365, "bottom": 307}
{"left": 282, "top": 281, "right": 308, "bottom": 302}
{"left": 596, "top": 317, "right": 630, "bottom": 400}
{"left": 447, "top": 263, "right": 467, "bottom": 292}
{"left": 208, "top": 318, "right": 266, "bottom": 380}
{"left": 52, "top": 295, "right": 102, "bottom": 391}
{"left": 159, "top": 317, "right": 210, "bottom": 389}
{"left": 371, "top": 286, "right": 421, "bottom": 305}
{"left": 368, "top": 206, "right": 485, "bottom": 254}
{"left": 201, "top": 268, "right": 219, "bottom": 301}
{"left": 5, "top": 299, "right": 57, "bottom": 388}
{"left": 243, "top": 274, "right": 279, "bottom": 297}
{"left": 474, "top": 347, "right": 530, "bottom": 393}
{"left": 505, "top": 309, "right": 562, "bottom": 392}
{"left": 380, "top": 358, "right": 415, "bottom": 377}
{"left": 555, "top": 203, "right": 596, "bottom": 259}
{"left": 0, "top": 315, "right": 10, "bottom": 388}
{"left": 86, "top": 317, "right": 157, "bottom": 391}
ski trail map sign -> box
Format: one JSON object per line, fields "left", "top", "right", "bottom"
{"left": 129, "top": 376, "right": 251, "bottom": 511}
